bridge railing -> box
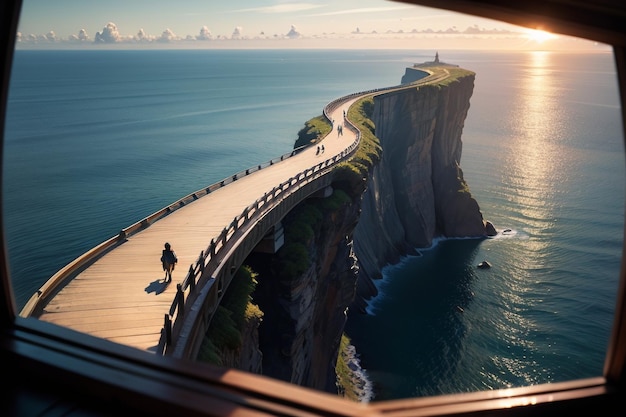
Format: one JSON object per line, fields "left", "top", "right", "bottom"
{"left": 19, "top": 145, "right": 307, "bottom": 317}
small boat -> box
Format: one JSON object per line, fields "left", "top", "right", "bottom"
{"left": 477, "top": 261, "right": 492, "bottom": 269}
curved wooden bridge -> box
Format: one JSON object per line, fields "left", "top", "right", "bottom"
{"left": 20, "top": 68, "right": 447, "bottom": 359}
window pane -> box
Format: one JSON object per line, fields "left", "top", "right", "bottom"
{"left": 4, "top": 0, "right": 623, "bottom": 404}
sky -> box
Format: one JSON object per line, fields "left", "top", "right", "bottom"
{"left": 15, "top": 0, "right": 607, "bottom": 50}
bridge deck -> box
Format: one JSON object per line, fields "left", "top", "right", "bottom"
{"left": 35, "top": 99, "right": 360, "bottom": 353}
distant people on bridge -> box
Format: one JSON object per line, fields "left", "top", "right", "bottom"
{"left": 161, "top": 242, "right": 178, "bottom": 283}
{"left": 316, "top": 146, "right": 320, "bottom": 155}
{"left": 337, "top": 124, "right": 343, "bottom": 136}
{"left": 321, "top": 145, "right": 325, "bottom": 153}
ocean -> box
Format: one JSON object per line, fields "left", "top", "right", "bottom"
{"left": 3, "top": 48, "right": 623, "bottom": 401}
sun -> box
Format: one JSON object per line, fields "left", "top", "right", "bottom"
{"left": 525, "top": 29, "right": 556, "bottom": 43}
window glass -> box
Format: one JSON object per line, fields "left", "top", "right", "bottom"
{"left": 5, "top": 0, "right": 623, "bottom": 403}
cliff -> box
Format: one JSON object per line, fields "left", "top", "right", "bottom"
{"left": 246, "top": 188, "right": 363, "bottom": 392}
{"left": 353, "top": 66, "right": 494, "bottom": 308}
{"left": 205, "top": 65, "right": 493, "bottom": 395}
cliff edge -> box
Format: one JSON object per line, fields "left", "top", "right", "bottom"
{"left": 352, "top": 66, "right": 495, "bottom": 309}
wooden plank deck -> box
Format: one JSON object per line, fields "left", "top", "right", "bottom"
{"left": 36, "top": 99, "right": 360, "bottom": 353}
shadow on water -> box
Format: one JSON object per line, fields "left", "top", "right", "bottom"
{"left": 345, "top": 238, "right": 484, "bottom": 401}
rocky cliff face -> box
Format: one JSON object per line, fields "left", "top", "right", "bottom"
{"left": 246, "top": 190, "right": 362, "bottom": 393}
{"left": 353, "top": 68, "right": 494, "bottom": 307}
{"left": 230, "top": 66, "right": 492, "bottom": 393}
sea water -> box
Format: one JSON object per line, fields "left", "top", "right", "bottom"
{"left": 3, "top": 49, "right": 623, "bottom": 401}
{"left": 344, "top": 50, "right": 624, "bottom": 400}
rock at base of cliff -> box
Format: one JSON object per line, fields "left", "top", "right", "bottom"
{"left": 485, "top": 220, "right": 497, "bottom": 236}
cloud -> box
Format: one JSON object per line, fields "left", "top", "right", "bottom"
{"left": 286, "top": 25, "right": 302, "bottom": 39}
{"left": 135, "top": 29, "right": 156, "bottom": 42}
{"left": 232, "top": 26, "right": 243, "bottom": 39}
{"left": 45, "top": 31, "right": 57, "bottom": 42}
{"left": 197, "top": 26, "right": 213, "bottom": 40}
{"left": 95, "top": 22, "right": 121, "bottom": 43}
{"left": 69, "top": 29, "right": 90, "bottom": 42}
{"left": 158, "top": 28, "right": 178, "bottom": 42}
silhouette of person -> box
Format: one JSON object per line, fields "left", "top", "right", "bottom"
{"left": 316, "top": 146, "right": 320, "bottom": 155}
{"left": 161, "top": 242, "right": 178, "bottom": 283}
{"left": 321, "top": 145, "right": 325, "bottom": 153}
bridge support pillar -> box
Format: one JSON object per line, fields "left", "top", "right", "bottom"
{"left": 253, "top": 222, "right": 285, "bottom": 254}
{"left": 311, "top": 185, "right": 333, "bottom": 199}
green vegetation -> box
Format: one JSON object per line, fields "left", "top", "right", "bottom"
{"left": 335, "top": 334, "right": 361, "bottom": 402}
{"left": 331, "top": 97, "right": 382, "bottom": 195}
{"left": 429, "top": 67, "right": 475, "bottom": 88}
{"left": 293, "top": 115, "right": 332, "bottom": 149}
{"left": 454, "top": 165, "right": 471, "bottom": 194}
{"left": 293, "top": 95, "right": 383, "bottom": 197}
{"left": 275, "top": 182, "right": 354, "bottom": 282}
{"left": 441, "top": 67, "right": 475, "bottom": 86}
{"left": 197, "top": 265, "right": 263, "bottom": 365}
{"left": 274, "top": 201, "right": 321, "bottom": 281}
{"left": 275, "top": 242, "right": 310, "bottom": 281}
{"left": 319, "top": 188, "right": 352, "bottom": 211}
{"left": 458, "top": 178, "right": 471, "bottom": 194}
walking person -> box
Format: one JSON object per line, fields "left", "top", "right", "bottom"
{"left": 161, "top": 242, "right": 178, "bottom": 283}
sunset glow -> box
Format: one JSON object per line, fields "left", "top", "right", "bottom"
{"left": 525, "top": 29, "right": 556, "bottom": 43}
{"left": 14, "top": 1, "right": 603, "bottom": 51}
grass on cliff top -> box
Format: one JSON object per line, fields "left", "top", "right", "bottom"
{"left": 330, "top": 97, "right": 382, "bottom": 192}
{"left": 432, "top": 67, "right": 475, "bottom": 87}
{"left": 293, "top": 115, "right": 333, "bottom": 149}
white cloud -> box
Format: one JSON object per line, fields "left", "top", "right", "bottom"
{"left": 45, "top": 31, "right": 57, "bottom": 42}
{"left": 69, "top": 29, "right": 90, "bottom": 42}
{"left": 158, "top": 28, "right": 178, "bottom": 42}
{"left": 232, "top": 26, "right": 243, "bottom": 39}
{"left": 286, "top": 25, "right": 301, "bottom": 39}
{"left": 135, "top": 28, "right": 156, "bottom": 42}
{"left": 95, "top": 22, "right": 121, "bottom": 43}
{"left": 78, "top": 29, "right": 89, "bottom": 41}
{"left": 197, "top": 26, "right": 213, "bottom": 40}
